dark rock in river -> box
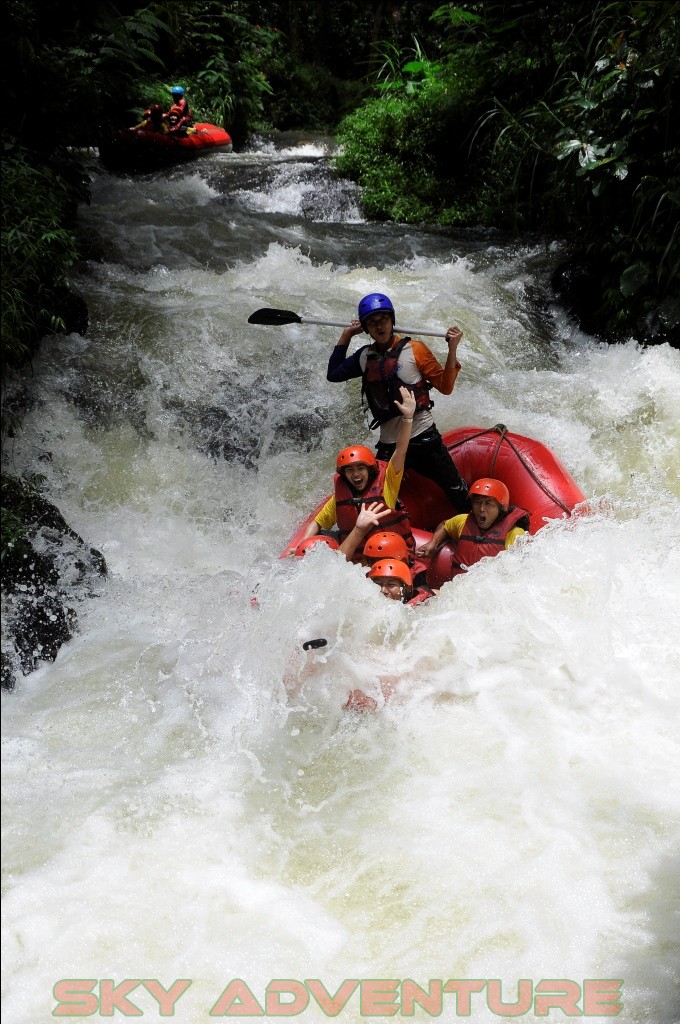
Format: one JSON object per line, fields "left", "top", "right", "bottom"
{"left": 176, "top": 375, "right": 327, "bottom": 468}
{"left": 1, "top": 475, "right": 107, "bottom": 687}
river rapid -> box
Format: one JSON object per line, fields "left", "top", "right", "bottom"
{"left": 2, "top": 136, "right": 680, "bottom": 1024}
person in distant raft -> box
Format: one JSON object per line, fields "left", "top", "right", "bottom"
{"left": 130, "top": 103, "right": 168, "bottom": 133}
{"left": 419, "top": 478, "right": 530, "bottom": 588}
{"left": 165, "top": 85, "right": 193, "bottom": 131}
{"left": 298, "top": 386, "right": 417, "bottom": 561}
{"left": 327, "top": 292, "right": 469, "bottom": 513}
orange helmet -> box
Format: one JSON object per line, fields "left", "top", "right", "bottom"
{"left": 367, "top": 559, "right": 412, "bottom": 587}
{"left": 294, "top": 535, "right": 339, "bottom": 557}
{"left": 363, "top": 531, "right": 409, "bottom": 561}
{"left": 468, "top": 478, "right": 509, "bottom": 510}
{"left": 336, "top": 445, "right": 377, "bottom": 472}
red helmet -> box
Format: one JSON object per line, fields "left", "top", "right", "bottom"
{"left": 367, "top": 559, "right": 412, "bottom": 587}
{"left": 363, "top": 531, "right": 409, "bottom": 561}
{"left": 468, "top": 478, "right": 509, "bottom": 510}
{"left": 294, "top": 536, "right": 339, "bottom": 557}
{"left": 336, "top": 445, "right": 377, "bottom": 472}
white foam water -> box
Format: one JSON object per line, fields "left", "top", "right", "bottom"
{"left": 2, "top": 146, "right": 679, "bottom": 1024}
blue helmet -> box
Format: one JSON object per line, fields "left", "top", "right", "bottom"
{"left": 171, "top": 85, "right": 185, "bottom": 96}
{"left": 358, "top": 292, "right": 395, "bottom": 328}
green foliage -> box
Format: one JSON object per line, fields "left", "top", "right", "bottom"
{"left": 0, "top": 473, "right": 46, "bottom": 565}
{"left": 161, "top": 2, "right": 367, "bottom": 140}
{"left": 262, "top": 58, "right": 363, "bottom": 132}
{"left": 335, "top": 42, "right": 489, "bottom": 223}
{"left": 480, "top": 1, "right": 680, "bottom": 337}
{"left": 1, "top": 2, "right": 176, "bottom": 378}
{"left": 547, "top": 8, "right": 679, "bottom": 332}
{"left": 1, "top": 146, "right": 80, "bottom": 373}
{"left": 150, "top": 3, "right": 280, "bottom": 145}
{"left": 337, "top": 0, "right": 679, "bottom": 341}
{"left": 0, "top": 506, "right": 28, "bottom": 566}
{"left": 6, "top": 2, "right": 172, "bottom": 147}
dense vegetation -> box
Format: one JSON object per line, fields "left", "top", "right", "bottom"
{"left": 1, "top": 0, "right": 678, "bottom": 390}
{"left": 336, "top": 1, "right": 679, "bottom": 344}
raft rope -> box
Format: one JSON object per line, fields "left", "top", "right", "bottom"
{"left": 446, "top": 423, "right": 573, "bottom": 516}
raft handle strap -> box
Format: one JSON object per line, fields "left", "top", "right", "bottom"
{"left": 445, "top": 423, "right": 572, "bottom": 516}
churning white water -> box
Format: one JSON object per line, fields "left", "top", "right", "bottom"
{"left": 2, "top": 140, "right": 679, "bottom": 1024}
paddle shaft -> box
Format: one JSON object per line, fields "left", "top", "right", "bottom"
{"left": 297, "top": 316, "right": 446, "bottom": 339}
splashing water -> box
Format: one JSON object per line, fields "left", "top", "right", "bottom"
{"left": 2, "top": 139, "right": 679, "bottom": 1024}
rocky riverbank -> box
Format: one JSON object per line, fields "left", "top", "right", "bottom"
{"left": 1, "top": 474, "right": 107, "bottom": 691}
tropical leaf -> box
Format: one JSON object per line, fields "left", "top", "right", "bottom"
{"left": 620, "top": 262, "right": 650, "bottom": 296}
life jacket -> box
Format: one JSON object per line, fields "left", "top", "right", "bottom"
{"left": 426, "top": 506, "right": 530, "bottom": 588}
{"left": 166, "top": 97, "right": 193, "bottom": 132}
{"left": 173, "top": 96, "right": 191, "bottom": 120}
{"left": 405, "top": 586, "right": 434, "bottom": 607}
{"left": 334, "top": 462, "right": 414, "bottom": 560}
{"left": 361, "top": 337, "right": 433, "bottom": 430}
{"left": 166, "top": 104, "right": 184, "bottom": 129}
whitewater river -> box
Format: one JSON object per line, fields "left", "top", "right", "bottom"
{"left": 2, "top": 136, "right": 679, "bottom": 1024}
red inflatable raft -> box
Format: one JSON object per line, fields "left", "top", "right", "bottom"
{"left": 280, "top": 424, "right": 586, "bottom": 584}
{"left": 99, "top": 123, "right": 233, "bottom": 172}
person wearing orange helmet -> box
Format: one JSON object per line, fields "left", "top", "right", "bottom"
{"left": 418, "top": 477, "right": 530, "bottom": 588}
{"left": 298, "top": 386, "right": 417, "bottom": 559}
{"left": 340, "top": 558, "right": 435, "bottom": 712}
{"left": 366, "top": 559, "right": 434, "bottom": 606}
{"left": 363, "top": 530, "right": 409, "bottom": 563}
{"left": 293, "top": 535, "right": 340, "bottom": 557}
{"left": 326, "top": 291, "right": 469, "bottom": 514}
{"left": 337, "top": 521, "right": 428, "bottom": 588}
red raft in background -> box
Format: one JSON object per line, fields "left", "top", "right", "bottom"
{"left": 98, "top": 123, "right": 233, "bottom": 172}
{"left": 280, "top": 424, "right": 586, "bottom": 586}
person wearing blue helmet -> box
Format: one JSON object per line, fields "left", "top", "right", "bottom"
{"left": 326, "top": 291, "right": 470, "bottom": 514}
{"left": 166, "top": 85, "right": 193, "bottom": 132}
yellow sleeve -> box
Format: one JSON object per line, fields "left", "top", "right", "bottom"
{"left": 442, "top": 514, "right": 467, "bottom": 540}
{"left": 314, "top": 496, "right": 337, "bottom": 531}
{"left": 504, "top": 527, "right": 526, "bottom": 548}
{"left": 382, "top": 461, "right": 404, "bottom": 508}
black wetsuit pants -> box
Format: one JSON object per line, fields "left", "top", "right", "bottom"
{"left": 375, "top": 425, "right": 470, "bottom": 514}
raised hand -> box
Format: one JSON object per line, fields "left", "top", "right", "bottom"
{"left": 337, "top": 318, "right": 365, "bottom": 345}
{"left": 355, "top": 501, "right": 391, "bottom": 535}
{"left": 445, "top": 326, "right": 463, "bottom": 357}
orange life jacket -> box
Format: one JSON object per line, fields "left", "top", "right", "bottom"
{"left": 166, "top": 97, "right": 192, "bottom": 132}
{"left": 334, "top": 462, "right": 414, "bottom": 559}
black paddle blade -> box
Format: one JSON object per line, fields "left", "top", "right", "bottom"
{"left": 247, "top": 307, "right": 303, "bottom": 326}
